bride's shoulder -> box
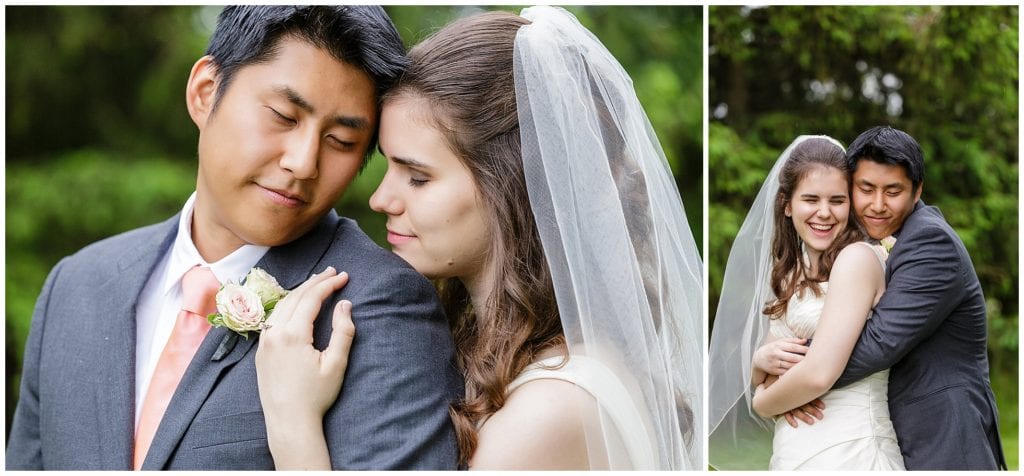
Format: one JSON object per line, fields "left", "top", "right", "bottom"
{"left": 833, "top": 241, "right": 885, "bottom": 278}
{"left": 471, "top": 378, "right": 595, "bottom": 469}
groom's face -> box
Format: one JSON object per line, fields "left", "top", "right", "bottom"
{"left": 851, "top": 159, "right": 922, "bottom": 239}
{"left": 187, "top": 36, "right": 377, "bottom": 258}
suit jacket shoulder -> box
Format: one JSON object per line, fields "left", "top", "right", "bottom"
{"left": 323, "top": 217, "right": 462, "bottom": 469}
{"left": 887, "top": 201, "right": 974, "bottom": 278}
{"left": 57, "top": 215, "right": 178, "bottom": 282}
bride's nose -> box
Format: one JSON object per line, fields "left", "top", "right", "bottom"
{"left": 816, "top": 202, "right": 832, "bottom": 219}
{"left": 369, "top": 175, "right": 402, "bottom": 215}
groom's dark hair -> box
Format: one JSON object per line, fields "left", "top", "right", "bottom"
{"left": 846, "top": 125, "right": 925, "bottom": 192}
{"left": 204, "top": 6, "right": 409, "bottom": 161}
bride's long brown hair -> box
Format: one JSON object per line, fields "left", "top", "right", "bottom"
{"left": 763, "top": 138, "right": 867, "bottom": 319}
{"left": 384, "top": 12, "right": 565, "bottom": 464}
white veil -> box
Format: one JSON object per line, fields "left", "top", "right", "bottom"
{"left": 514, "top": 6, "right": 703, "bottom": 470}
{"left": 707, "top": 135, "right": 845, "bottom": 469}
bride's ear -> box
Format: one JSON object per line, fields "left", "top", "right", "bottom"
{"left": 186, "top": 55, "right": 219, "bottom": 129}
{"left": 784, "top": 203, "right": 792, "bottom": 217}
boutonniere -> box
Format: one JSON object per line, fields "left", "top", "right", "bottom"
{"left": 207, "top": 267, "right": 288, "bottom": 339}
{"left": 880, "top": 235, "right": 897, "bottom": 253}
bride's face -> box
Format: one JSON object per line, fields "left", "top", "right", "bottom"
{"left": 370, "top": 97, "right": 491, "bottom": 281}
{"left": 785, "top": 165, "right": 850, "bottom": 260}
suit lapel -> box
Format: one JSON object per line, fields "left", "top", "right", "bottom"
{"left": 142, "top": 211, "right": 341, "bottom": 469}
{"left": 92, "top": 216, "right": 179, "bottom": 469}
{"left": 885, "top": 200, "right": 928, "bottom": 283}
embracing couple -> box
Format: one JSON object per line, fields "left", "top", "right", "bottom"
{"left": 710, "top": 128, "right": 1005, "bottom": 470}
{"left": 7, "top": 5, "right": 702, "bottom": 471}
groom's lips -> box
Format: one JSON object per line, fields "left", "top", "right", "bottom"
{"left": 863, "top": 215, "right": 890, "bottom": 227}
{"left": 258, "top": 184, "right": 307, "bottom": 208}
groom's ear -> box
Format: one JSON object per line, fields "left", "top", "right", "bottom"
{"left": 186, "top": 55, "right": 219, "bottom": 129}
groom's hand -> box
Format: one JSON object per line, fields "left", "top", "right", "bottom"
{"left": 783, "top": 398, "right": 825, "bottom": 428}
{"left": 753, "top": 337, "right": 808, "bottom": 375}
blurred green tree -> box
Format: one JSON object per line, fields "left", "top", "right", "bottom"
{"left": 709, "top": 5, "right": 1018, "bottom": 468}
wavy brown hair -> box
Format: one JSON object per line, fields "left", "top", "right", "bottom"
{"left": 384, "top": 12, "right": 566, "bottom": 464}
{"left": 763, "top": 138, "right": 867, "bottom": 319}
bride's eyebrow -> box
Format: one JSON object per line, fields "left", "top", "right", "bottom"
{"left": 390, "top": 155, "right": 432, "bottom": 170}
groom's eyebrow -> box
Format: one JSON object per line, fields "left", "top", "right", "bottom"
{"left": 272, "top": 85, "right": 369, "bottom": 130}
{"left": 856, "top": 177, "right": 904, "bottom": 190}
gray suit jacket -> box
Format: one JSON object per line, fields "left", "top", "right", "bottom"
{"left": 835, "top": 200, "right": 1004, "bottom": 470}
{"left": 7, "top": 210, "right": 463, "bottom": 469}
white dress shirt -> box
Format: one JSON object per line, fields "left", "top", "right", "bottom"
{"left": 133, "top": 192, "right": 269, "bottom": 429}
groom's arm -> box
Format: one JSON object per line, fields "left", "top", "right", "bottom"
{"left": 321, "top": 265, "right": 461, "bottom": 470}
{"left": 7, "top": 259, "right": 67, "bottom": 469}
{"left": 833, "top": 223, "right": 963, "bottom": 387}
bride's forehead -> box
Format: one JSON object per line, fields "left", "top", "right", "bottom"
{"left": 794, "top": 167, "right": 849, "bottom": 191}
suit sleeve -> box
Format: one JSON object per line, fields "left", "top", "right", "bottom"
{"left": 834, "top": 225, "right": 964, "bottom": 387}
{"left": 6, "top": 258, "right": 67, "bottom": 469}
{"left": 321, "top": 266, "right": 461, "bottom": 469}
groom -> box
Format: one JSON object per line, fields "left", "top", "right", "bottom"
{"left": 787, "top": 126, "right": 1005, "bottom": 470}
{"left": 7, "top": 6, "right": 461, "bottom": 470}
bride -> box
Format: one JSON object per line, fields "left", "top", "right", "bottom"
{"left": 252, "top": 6, "right": 701, "bottom": 470}
{"left": 709, "top": 136, "right": 904, "bottom": 470}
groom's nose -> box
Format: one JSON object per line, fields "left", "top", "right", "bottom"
{"left": 279, "top": 133, "right": 320, "bottom": 180}
{"left": 869, "top": 192, "right": 886, "bottom": 213}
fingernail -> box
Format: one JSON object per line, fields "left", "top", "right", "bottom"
{"left": 325, "top": 266, "right": 335, "bottom": 273}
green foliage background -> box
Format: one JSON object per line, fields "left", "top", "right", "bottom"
{"left": 5, "top": 6, "right": 702, "bottom": 439}
{"left": 708, "top": 6, "right": 1018, "bottom": 469}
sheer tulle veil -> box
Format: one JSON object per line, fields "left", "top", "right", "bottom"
{"left": 707, "top": 135, "right": 846, "bottom": 469}
{"left": 514, "top": 6, "right": 703, "bottom": 470}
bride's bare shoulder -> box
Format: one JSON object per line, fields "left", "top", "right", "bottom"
{"left": 833, "top": 242, "right": 885, "bottom": 288}
{"left": 470, "top": 378, "right": 596, "bottom": 469}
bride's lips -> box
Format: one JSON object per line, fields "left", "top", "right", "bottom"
{"left": 807, "top": 222, "right": 835, "bottom": 238}
{"left": 386, "top": 229, "right": 416, "bottom": 246}
{"left": 258, "top": 184, "right": 307, "bottom": 208}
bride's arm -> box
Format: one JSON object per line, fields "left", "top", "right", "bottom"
{"left": 255, "top": 268, "right": 355, "bottom": 470}
{"left": 750, "top": 333, "right": 778, "bottom": 387}
{"left": 751, "top": 244, "right": 884, "bottom": 418}
{"left": 751, "top": 334, "right": 809, "bottom": 387}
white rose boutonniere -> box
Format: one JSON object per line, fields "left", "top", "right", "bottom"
{"left": 244, "top": 267, "right": 288, "bottom": 303}
{"left": 878, "top": 235, "right": 897, "bottom": 260}
{"left": 880, "top": 236, "right": 897, "bottom": 253}
{"left": 207, "top": 267, "right": 288, "bottom": 338}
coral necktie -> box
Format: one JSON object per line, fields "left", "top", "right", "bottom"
{"left": 133, "top": 265, "right": 219, "bottom": 469}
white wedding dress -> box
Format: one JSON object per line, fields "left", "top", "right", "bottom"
{"left": 768, "top": 243, "right": 905, "bottom": 470}
{"left": 507, "top": 355, "right": 657, "bottom": 469}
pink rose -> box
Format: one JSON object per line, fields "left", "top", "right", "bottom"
{"left": 215, "top": 283, "right": 266, "bottom": 332}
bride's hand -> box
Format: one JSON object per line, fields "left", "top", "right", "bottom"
{"left": 255, "top": 267, "right": 354, "bottom": 469}
{"left": 753, "top": 337, "right": 808, "bottom": 375}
